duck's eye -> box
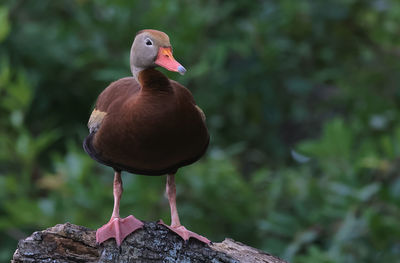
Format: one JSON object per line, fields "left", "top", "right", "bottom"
{"left": 145, "top": 39, "right": 153, "bottom": 46}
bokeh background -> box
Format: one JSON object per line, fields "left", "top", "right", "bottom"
{"left": 1, "top": 0, "right": 400, "bottom": 262}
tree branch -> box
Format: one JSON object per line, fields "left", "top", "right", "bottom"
{"left": 12, "top": 222, "right": 288, "bottom": 263}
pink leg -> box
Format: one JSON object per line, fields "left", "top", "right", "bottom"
{"left": 96, "top": 171, "right": 144, "bottom": 246}
{"left": 159, "top": 174, "right": 210, "bottom": 244}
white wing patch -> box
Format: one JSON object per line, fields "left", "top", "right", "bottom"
{"left": 88, "top": 109, "right": 106, "bottom": 133}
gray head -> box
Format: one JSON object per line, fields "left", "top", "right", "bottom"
{"left": 130, "top": 29, "right": 186, "bottom": 80}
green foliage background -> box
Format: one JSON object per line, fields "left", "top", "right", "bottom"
{"left": 1, "top": 0, "right": 400, "bottom": 262}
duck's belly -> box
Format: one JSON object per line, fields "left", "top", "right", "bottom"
{"left": 92, "top": 114, "right": 209, "bottom": 175}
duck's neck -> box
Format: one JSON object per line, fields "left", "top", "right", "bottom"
{"left": 137, "top": 68, "right": 172, "bottom": 93}
{"left": 131, "top": 65, "right": 144, "bottom": 83}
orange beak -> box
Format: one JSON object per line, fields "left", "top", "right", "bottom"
{"left": 155, "top": 47, "right": 186, "bottom": 75}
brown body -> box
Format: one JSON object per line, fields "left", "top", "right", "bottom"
{"left": 84, "top": 68, "right": 209, "bottom": 175}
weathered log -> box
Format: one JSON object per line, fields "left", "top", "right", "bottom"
{"left": 12, "top": 222, "right": 288, "bottom": 263}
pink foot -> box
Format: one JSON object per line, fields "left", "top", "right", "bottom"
{"left": 159, "top": 220, "right": 211, "bottom": 244}
{"left": 96, "top": 215, "right": 144, "bottom": 246}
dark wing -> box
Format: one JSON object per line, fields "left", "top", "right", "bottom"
{"left": 170, "top": 80, "right": 207, "bottom": 123}
{"left": 84, "top": 77, "right": 141, "bottom": 171}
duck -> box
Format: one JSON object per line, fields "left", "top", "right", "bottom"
{"left": 83, "top": 29, "right": 210, "bottom": 246}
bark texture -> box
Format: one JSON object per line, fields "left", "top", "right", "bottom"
{"left": 12, "top": 221, "right": 288, "bottom": 263}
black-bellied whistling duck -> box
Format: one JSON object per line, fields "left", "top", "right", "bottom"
{"left": 83, "top": 29, "right": 210, "bottom": 246}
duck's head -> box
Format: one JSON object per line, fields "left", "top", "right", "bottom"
{"left": 130, "top": 29, "right": 186, "bottom": 80}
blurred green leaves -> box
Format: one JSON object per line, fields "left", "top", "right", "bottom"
{"left": 0, "top": 6, "right": 10, "bottom": 42}
{"left": 1, "top": 0, "right": 400, "bottom": 262}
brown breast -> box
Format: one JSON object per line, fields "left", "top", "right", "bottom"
{"left": 84, "top": 69, "right": 209, "bottom": 175}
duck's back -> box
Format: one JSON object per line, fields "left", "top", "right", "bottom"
{"left": 84, "top": 72, "right": 209, "bottom": 175}
{"left": 95, "top": 77, "right": 140, "bottom": 113}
